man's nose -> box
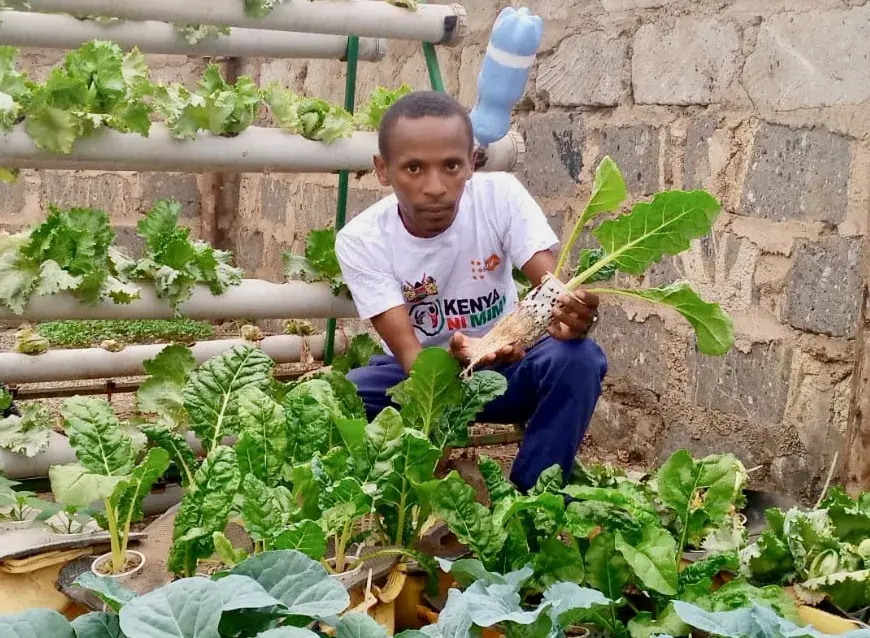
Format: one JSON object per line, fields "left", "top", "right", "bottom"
{"left": 422, "top": 172, "right": 447, "bottom": 198}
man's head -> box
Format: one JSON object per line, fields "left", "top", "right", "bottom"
{"left": 374, "top": 91, "right": 476, "bottom": 238}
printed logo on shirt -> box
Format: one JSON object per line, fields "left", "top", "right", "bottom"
{"left": 409, "top": 299, "right": 445, "bottom": 337}
{"left": 402, "top": 274, "right": 438, "bottom": 303}
{"left": 444, "top": 288, "right": 507, "bottom": 331}
{"left": 484, "top": 253, "right": 501, "bottom": 272}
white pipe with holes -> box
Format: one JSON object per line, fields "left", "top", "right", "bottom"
{"left": 0, "top": 11, "right": 387, "bottom": 60}
{"left": 26, "top": 0, "right": 468, "bottom": 44}
{"left": 0, "top": 332, "right": 348, "bottom": 384}
{"left": 0, "top": 280, "right": 359, "bottom": 322}
{"left": 0, "top": 125, "right": 524, "bottom": 173}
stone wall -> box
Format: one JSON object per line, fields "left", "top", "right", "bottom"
{"left": 6, "top": 0, "right": 870, "bottom": 500}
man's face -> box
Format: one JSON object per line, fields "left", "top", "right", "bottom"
{"left": 374, "top": 115, "right": 475, "bottom": 239}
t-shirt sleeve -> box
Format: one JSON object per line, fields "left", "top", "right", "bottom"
{"left": 501, "top": 174, "right": 560, "bottom": 268}
{"left": 335, "top": 231, "right": 406, "bottom": 320}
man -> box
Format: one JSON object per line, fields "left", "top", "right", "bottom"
{"left": 336, "top": 91, "right": 607, "bottom": 492}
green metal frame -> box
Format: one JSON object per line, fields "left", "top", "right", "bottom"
{"left": 324, "top": 35, "right": 446, "bottom": 363}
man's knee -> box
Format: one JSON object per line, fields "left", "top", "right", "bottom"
{"left": 533, "top": 337, "right": 608, "bottom": 385}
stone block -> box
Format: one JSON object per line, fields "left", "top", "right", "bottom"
{"left": 741, "top": 124, "right": 850, "bottom": 224}
{"left": 112, "top": 226, "right": 143, "bottom": 256}
{"left": 140, "top": 173, "right": 200, "bottom": 220}
{"left": 517, "top": 113, "right": 583, "bottom": 198}
{"left": 633, "top": 19, "right": 741, "bottom": 106}
{"left": 770, "top": 455, "right": 813, "bottom": 501}
{"left": 587, "top": 398, "right": 665, "bottom": 462}
{"left": 688, "top": 341, "right": 792, "bottom": 424}
{"left": 41, "top": 173, "right": 131, "bottom": 218}
{"left": 236, "top": 229, "right": 265, "bottom": 274}
{"left": 537, "top": 33, "right": 630, "bottom": 107}
{"left": 593, "top": 309, "right": 670, "bottom": 396}
{"left": 743, "top": 6, "right": 870, "bottom": 110}
{"left": 784, "top": 237, "right": 862, "bottom": 338}
{"left": 598, "top": 126, "right": 660, "bottom": 195}
{"left": 684, "top": 117, "right": 719, "bottom": 189}
{"left": 261, "top": 179, "right": 295, "bottom": 225}
{"left": 0, "top": 179, "right": 26, "bottom": 217}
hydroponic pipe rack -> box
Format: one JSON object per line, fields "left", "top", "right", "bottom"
{"left": 0, "top": 280, "right": 359, "bottom": 323}
{"left": 26, "top": 0, "right": 468, "bottom": 44}
{"left": 0, "top": 333, "right": 347, "bottom": 384}
{"left": 0, "top": 126, "right": 524, "bottom": 174}
{"left": 0, "top": 11, "right": 387, "bottom": 61}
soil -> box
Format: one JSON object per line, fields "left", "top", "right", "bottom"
{"left": 95, "top": 550, "right": 143, "bottom": 576}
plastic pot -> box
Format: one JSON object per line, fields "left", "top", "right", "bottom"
{"left": 90, "top": 550, "right": 146, "bottom": 584}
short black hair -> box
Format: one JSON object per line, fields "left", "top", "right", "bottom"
{"left": 378, "top": 90, "right": 474, "bottom": 159}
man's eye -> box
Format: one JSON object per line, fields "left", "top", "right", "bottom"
{"left": 406, "top": 164, "right": 421, "bottom": 174}
{"left": 446, "top": 162, "right": 460, "bottom": 171}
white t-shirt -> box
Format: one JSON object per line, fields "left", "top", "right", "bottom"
{"left": 335, "top": 172, "right": 559, "bottom": 353}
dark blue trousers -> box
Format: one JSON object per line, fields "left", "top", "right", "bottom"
{"left": 345, "top": 336, "right": 608, "bottom": 492}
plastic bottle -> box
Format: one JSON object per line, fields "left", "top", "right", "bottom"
{"left": 470, "top": 7, "right": 544, "bottom": 149}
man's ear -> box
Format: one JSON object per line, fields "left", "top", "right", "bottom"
{"left": 373, "top": 154, "right": 390, "bottom": 187}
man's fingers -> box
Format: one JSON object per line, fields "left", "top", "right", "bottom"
{"left": 553, "top": 306, "right": 592, "bottom": 333}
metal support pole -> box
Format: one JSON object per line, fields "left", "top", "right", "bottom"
{"left": 325, "top": 36, "right": 360, "bottom": 365}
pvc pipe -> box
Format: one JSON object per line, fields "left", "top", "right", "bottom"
{"left": 0, "top": 125, "right": 522, "bottom": 173}
{"left": 26, "top": 0, "right": 469, "bottom": 45}
{"left": 0, "top": 280, "right": 359, "bottom": 322}
{"left": 0, "top": 11, "right": 387, "bottom": 61}
{"left": 0, "top": 332, "right": 349, "bottom": 384}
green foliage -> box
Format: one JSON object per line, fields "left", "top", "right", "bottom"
{"left": 36, "top": 318, "right": 214, "bottom": 348}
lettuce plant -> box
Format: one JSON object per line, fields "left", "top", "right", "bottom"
{"left": 462, "top": 157, "right": 734, "bottom": 373}
{"left": 0, "top": 400, "right": 52, "bottom": 457}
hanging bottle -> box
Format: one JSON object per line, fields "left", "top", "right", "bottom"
{"left": 470, "top": 6, "right": 544, "bottom": 149}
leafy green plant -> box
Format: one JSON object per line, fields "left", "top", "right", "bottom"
{"left": 116, "top": 199, "right": 244, "bottom": 312}
{"left": 265, "top": 84, "right": 355, "bottom": 143}
{"left": 0, "top": 400, "right": 52, "bottom": 457}
{"left": 463, "top": 157, "right": 735, "bottom": 372}
{"left": 37, "top": 318, "right": 214, "bottom": 348}
{"left": 0, "top": 476, "right": 52, "bottom": 523}
{"left": 282, "top": 227, "right": 348, "bottom": 296}
{"left": 36, "top": 502, "right": 97, "bottom": 535}
{"left": 48, "top": 396, "right": 170, "bottom": 574}
{"left": 354, "top": 84, "right": 413, "bottom": 131}
{"left": 13, "top": 324, "right": 49, "bottom": 354}
{"left": 332, "top": 333, "right": 384, "bottom": 374}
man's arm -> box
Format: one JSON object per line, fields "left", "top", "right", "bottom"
{"left": 370, "top": 306, "right": 423, "bottom": 374}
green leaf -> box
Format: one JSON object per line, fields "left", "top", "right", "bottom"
{"left": 542, "top": 581, "right": 615, "bottom": 629}
{"left": 355, "top": 84, "right": 412, "bottom": 131}
{"left": 241, "top": 473, "right": 283, "bottom": 545}
{"left": 387, "top": 347, "right": 463, "bottom": 437}
{"left": 579, "top": 156, "right": 628, "bottom": 227}
{"left": 274, "top": 520, "right": 327, "bottom": 560}
{"left": 70, "top": 611, "right": 124, "bottom": 638}
{"left": 573, "top": 248, "right": 616, "bottom": 283}
{"left": 62, "top": 396, "right": 134, "bottom": 476}
{"left": 213, "top": 531, "right": 248, "bottom": 568}
{"left": 615, "top": 527, "right": 678, "bottom": 596}
{"left": 49, "top": 464, "right": 126, "bottom": 508}
{"left": 431, "top": 471, "right": 505, "bottom": 568}
{"left": 183, "top": 344, "right": 274, "bottom": 453}
{"left": 311, "top": 369, "right": 366, "bottom": 419}
{"left": 306, "top": 228, "right": 341, "bottom": 278}
{"left": 478, "top": 456, "right": 518, "bottom": 504}
{"left": 585, "top": 531, "right": 632, "bottom": 599}
{"left": 822, "top": 487, "right": 870, "bottom": 545}
{"left": 627, "top": 606, "right": 688, "bottom": 638}
{"left": 530, "top": 537, "right": 585, "bottom": 592}
{"left": 0, "top": 402, "right": 52, "bottom": 457}
{"left": 798, "top": 569, "right": 870, "bottom": 612}
{"left": 236, "top": 387, "right": 288, "bottom": 486}
{"left": 168, "top": 446, "right": 241, "bottom": 577}
{"left": 594, "top": 284, "right": 733, "bottom": 357}
{"left": 229, "top": 550, "right": 350, "bottom": 619}
{"left": 139, "top": 423, "right": 197, "bottom": 488}
{"left": 0, "top": 609, "right": 75, "bottom": 637}
{"left": 332, "top": 333, "right": 384, "bottom": 375}
{"left": 108, "top": 448, "right": 171, "bottom": 541}
{"left": 0, "top": 46, "right": 30, "bottom": 102}
{"left": 119, "top": 577, "right": 222, "bottom": 638}
{"left": 26, "top": 106, "right": 79, "bottom": 154}
{"left": 72, "top": 572, "right": 136, "bottom": 612}
{"left": 440, "top": 371, "right": 508, "bottom": 448}
{"left": 137, "top": 344, "right": 196, "bottom": 425}
{"left": 581, "top": 190, "right": 721, "bottom": 280}
{"left": 337, "top": 613, "right": 389, "bottom": 638}
{"left": 216, "top": 574, "right": 284, "bottom": 612}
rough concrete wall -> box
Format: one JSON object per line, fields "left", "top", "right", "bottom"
{"left": 0, "top": 51, "right": 211, "bottom": 249}
{"left": 231, "top": 0, "right": 870, "bottom": 501}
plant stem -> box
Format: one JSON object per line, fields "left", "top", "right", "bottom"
{"left": 395, "top": 488, "right": 408, "bottom": 547}
{"left": 104, "top": 500, "right": 124, "bottom": 574}
{"left": 554, "top": 219, "right": 586, "bottom": 281}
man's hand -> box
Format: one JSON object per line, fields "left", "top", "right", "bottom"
{"left": 549, "top": 290, "right": 600, "bottom": 340}
{"left": 449, "top": 332, "right": 524, "bottom": 368}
